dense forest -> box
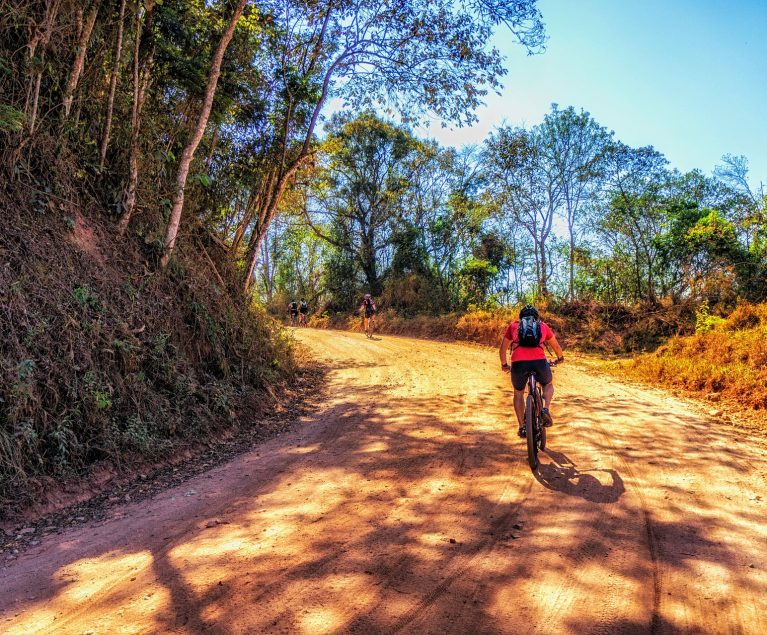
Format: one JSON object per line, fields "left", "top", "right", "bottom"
{"left": 264, "top": 109, "right": 766, "bottom": 317}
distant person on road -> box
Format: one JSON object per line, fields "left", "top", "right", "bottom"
{"left": 298, "top": 298, "right": 309, "bottom": 326}
{"left": 288, "top": 300, "right": 299, "bottom": 326}
{"left": 359, "top": 293, "right": 377, "bottom": 335}
{"left": 499, "top": 304, "right": 565, "bottom": 438}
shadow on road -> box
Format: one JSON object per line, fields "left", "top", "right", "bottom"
{"left": 3, "top": 334, "right": 767, "bottom": 634}
{"left": 536, "top": 448, "right": 625, "bottom": 503}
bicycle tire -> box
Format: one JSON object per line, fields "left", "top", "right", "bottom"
{"left": 536, "top": 387, "right": 546, "bottom": 451}
{"left": 525, "top": 394, "right": 538, "bottom": 470}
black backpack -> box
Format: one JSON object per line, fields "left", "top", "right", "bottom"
{"left": 516, "top": 315, "right": 542, "bottom": 348}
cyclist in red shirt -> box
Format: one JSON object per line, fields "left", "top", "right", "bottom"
{"left": 499, "top": 305, "right": 565, "bottom": 437}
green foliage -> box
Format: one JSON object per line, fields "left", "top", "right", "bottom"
{"left": 0, "top": 104, "right": 24, "bottom": 132}
{"left": 695, "top": 301, "right": 726, "bottom": 334}
{"left": 72, "top": 285, "right": 101, "bottom": 310}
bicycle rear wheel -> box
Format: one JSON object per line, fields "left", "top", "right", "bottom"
{"left": 525, "top": 394, "right": 538, "bottom": 470}
{"left": 536, "top": 387, "right": 546, "bottom": 451}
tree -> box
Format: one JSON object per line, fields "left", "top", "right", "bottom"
{"left": 160, "top": 0, "right": 248, "bottom": 268}
{"left": 305, "top": 112, "right": 429, "bottom": 295}
{"left": 62, "top": 1, "right": 102, "bottom": 120}
{"left": 598, "top": 143, "right": 669, "bottom": 302}
{"left": 484, "top": 125, "right": 560, "bottom": 297}
{"left": 99, "top": 0, "right": 128, "bottom": 170}
{"left": 117, "top": 0, "right": 156, "bottom": 237}
{"left": 238, "top": 0, "right": 546, "bottom": 293}
{"left": 714, "top": 154, "right": 767, "bottom": 257}
{"left": 538, "top": 104, "right": 611, "bottom": 299}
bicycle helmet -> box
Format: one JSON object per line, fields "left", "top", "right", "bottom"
{"left": 364, "top": 293, "right": 371, "bottom": 299}
{"left": 519, "top": 304, "right": 539, "bottom": 319}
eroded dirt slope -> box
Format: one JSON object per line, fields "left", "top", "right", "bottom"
{"left": 2, "top": 329, "right": 767, "bottom": 634}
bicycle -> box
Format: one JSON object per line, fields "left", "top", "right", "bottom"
{"left": 364, "top": 314, "right": 376, "bottom": 339}
{"left": 522, "top": 359, "right": 558, "bottom": 471}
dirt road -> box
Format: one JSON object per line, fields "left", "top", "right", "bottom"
{"left": 2, "top": 329, "right": 767, "bottom": 634}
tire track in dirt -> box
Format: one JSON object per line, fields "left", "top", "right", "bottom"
{"left": 386, "top": 478, "right": 535, "bottom": 634}
{"left": 590, "top": 419, "right": 662, "bottom": 634}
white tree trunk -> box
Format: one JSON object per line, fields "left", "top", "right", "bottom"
{"left": 25, "top": 0, "right": 62, "bottom": 134}
{"left": 99, "top": 0, "right": 127, "bottom": 169}
{"left": 62, "top": 0, "right": 101, "bottom": 119}
{"left": 160, "top": 0, "right": 248, "bottom": 268}
{"left": 117, "top": 0, "right": 155, "bottom": 237}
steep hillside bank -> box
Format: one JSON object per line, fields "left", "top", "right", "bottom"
{"left": 0, "top": 179, "right": 295, "bottom": 515}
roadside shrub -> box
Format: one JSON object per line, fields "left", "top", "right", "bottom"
{"left": 624, "top": 302, "right": 767, "bottom": 410}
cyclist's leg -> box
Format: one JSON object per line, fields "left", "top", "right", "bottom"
{"left": 531, "top": 359, "right": 554, "bottom": 425}
{"left": 510, "top": 362, "right": 530, "bottom": 435}
{"left": 525, "top": 360, "right": 553, "bottom": 407}
{"left": 513, "top": 388, "right": 525, "bottom": 426}
{"left": 542, "top": 381, "right": 554, "bottom": 408}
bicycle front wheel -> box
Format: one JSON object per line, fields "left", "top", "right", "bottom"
{"left": 525, "top": 394, "right": 538, "bottom": 470}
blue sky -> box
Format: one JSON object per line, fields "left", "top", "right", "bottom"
{"left": 419, "top": 0, "right": 767, "bottom": 190}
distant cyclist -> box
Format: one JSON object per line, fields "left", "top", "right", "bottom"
{"left": 288, "top": 300, "right": 299, "bottom": 326}
{"left": 298, "top": 298, "right": 309, "bottom": 326}
{"left": 499, "top": 304, "right": 565, "bottom": 438}
{"left": 359, "top": 293, "right": 377, "bottom": 335}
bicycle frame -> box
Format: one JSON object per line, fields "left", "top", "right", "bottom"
{"left": 524, "top": 370, "right": 546, "bottom": 470}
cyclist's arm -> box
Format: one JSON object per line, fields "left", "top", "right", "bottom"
{"left": 499, "top": 336, "right": 512, "bottom": 368}
{"left": 547, "top": 335, "right": 564, "bottom": 361}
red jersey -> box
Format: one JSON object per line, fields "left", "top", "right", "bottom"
{"left": 504, "top": 320, "right": 554, "bottom": 362}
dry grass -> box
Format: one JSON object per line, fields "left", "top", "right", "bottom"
{"left": 623, "top": 303, "right": 767, "bottom": 410}
{"left": 308, "top": 300, "right": 697, "bottom": 354}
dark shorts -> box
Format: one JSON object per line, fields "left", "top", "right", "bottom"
{"left": 364, "top": 309, "right": 375, "bottom": 318}
{"left": 290, "top": 310, "right": 298, "bottom": 317}
{"left": 299, "top": 308, "right": 308, "bottom": 314}
{"left": 511, "top": 359, "right": 552, "bottom": 391}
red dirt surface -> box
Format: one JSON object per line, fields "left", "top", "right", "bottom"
{"left": 2, "top": 329, "right": 767, "bottom": 633}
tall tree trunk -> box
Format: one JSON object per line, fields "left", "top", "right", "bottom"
{"left": 160, "top": 0, "right": 248, "bottom": 268}
{"left": 99, "top": 0, "right": 127, "bottom": 170}
{"left": 260, "top": 230, "right": 273, "bottom": 303}
{"left": 239, "top": 9, "right": 336, "bottom": 292}
{"left": 568, "top": 230, "right": 575, "bottom": 301}
{"left": 241, "top": 161, "right": 305, "bottom": 292}
{"left": 117, "top": 0, "right": 155, "bottom": 237}
{"left": 24, "top": 0, "right": 62, "bottom": 135}
{"left": 62, "top": 0, "right": 101, "bottom": 120}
